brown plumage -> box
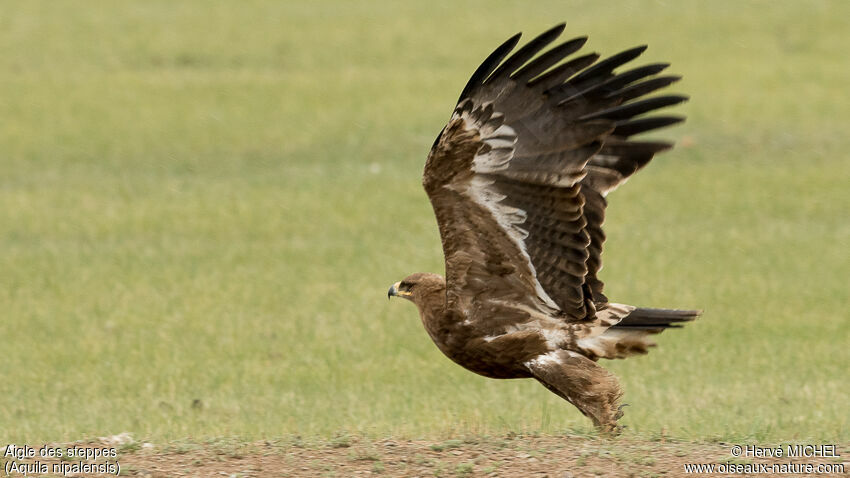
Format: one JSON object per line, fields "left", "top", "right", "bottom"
{"left": 389, "top": 23, "right": 701, "bottom": 434}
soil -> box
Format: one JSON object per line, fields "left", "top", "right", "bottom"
{"left": 4, "top": 435, "right": 848, "bottom": 477}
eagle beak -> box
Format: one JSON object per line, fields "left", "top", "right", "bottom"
{"left": 388, "top": 281, "right": 412, "bottom": 300}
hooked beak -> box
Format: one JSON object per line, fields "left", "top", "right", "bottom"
{"left": 387, "top": 281, "right": 411, "bottom": 300}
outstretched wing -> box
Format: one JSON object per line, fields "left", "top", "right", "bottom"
{"left": 424, "top": 23, "right": 685, "bottom": 322}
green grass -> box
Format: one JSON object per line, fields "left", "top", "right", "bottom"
{"left": 1, "top": 0, "right": 848, "bottom": 444}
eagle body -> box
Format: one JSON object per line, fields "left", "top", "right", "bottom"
{"left": 389, "top": 24, "right": 701, "bottom": 433}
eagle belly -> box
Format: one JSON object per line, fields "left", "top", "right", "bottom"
{"left": 424, "top": 307, "right": 568, "bottom": 379}
{"left": 440, "top": 329, "right": 549, "bottom": 379}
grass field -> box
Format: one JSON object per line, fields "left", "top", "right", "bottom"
{"left": 1, "top": 1, "right": 848, "bottom": 447}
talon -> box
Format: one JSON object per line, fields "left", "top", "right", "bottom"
{"left": 598, "top": 423, "right": 623, "bottom": 438}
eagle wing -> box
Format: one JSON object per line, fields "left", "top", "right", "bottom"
{"left": 423, "top": 24, "right": 685, "bottom": 323}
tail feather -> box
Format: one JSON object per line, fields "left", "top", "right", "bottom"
{"left": 578, "top": 306, "right": 701, "bottom": 360}
{"left": 613, "top": 307, "right": 701, "bottom": 332}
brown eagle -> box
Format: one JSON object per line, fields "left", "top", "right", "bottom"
{"left": 388, "top": 23, "right": 700, "bottom": 433}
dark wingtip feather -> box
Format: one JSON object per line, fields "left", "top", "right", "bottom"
{"left": 567, "top": 45, "right": 648, "bottom": 86}
{"left": 486, "top": 23, "right": 566, "bottom": 83}
{"left": 608, "top": 75, "right": 682, "bottom": 102}
{"left": 533, "top": 52, "right": 600, "bottom": 91}
{"left": 457, "top": 32, "right": 522, "bottom": 103}
{"left": 601, "top": 140, "right": 675, "bottom": 156}
{"left": 512, "top": 36, "right": 589, "bottom": 82}
{"left": 541, "top": 22, "right": 567, "bottom": 40}
{"left": 556, "top": 65, "right": 677, "bottom": 107}
{"left": 606, "top": 63, "right": 670, "bottom": 89}
{"left": 613, "top": 115, "right": 685, "bottom": 137}
{"left": 580, "top": 94, "right": 689, "bottom": 121}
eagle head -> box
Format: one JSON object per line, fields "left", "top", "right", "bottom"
{"left": 387, "top": 272, "right": 445, "bottom": 304}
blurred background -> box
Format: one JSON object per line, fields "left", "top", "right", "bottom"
{"left": 1, "top": 1, "right": 847, "bottom": 443}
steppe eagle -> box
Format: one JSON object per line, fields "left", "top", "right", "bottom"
{"left": 388, "top": 23, "right": 701, "bottom": 433}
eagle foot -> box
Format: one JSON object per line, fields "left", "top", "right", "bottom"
{"left": 598, "top": 423, "right": 624, "bottom": 438}
{"left": 614, "top": 403, "right": 629, "bottom": 420}
{"left": 590, "top": 406, "right": 624, "bottom": 437}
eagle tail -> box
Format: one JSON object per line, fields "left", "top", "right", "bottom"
{"left": 577, "top": 306, "right": 700, "bottom": 359}
{"left": 612, "top": 307, "right": 702, "bottom": 332}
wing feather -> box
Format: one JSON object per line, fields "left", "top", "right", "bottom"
{"left": 528, "top": 53, "right": 601, "bottom": 91}
{"left": 553, "top": 63, "right": 670, "bottom": 107}
{"left": 424, "top": 25, "right": 686, "bottom": 324}
{"left": 487, "top": 23, "right": 566, "bottom": 82}
{"left": 512, "top": 36, "right": 588, "bottom": 82}
{"left": 608, "top": 75, "right": 682, "bottom": 102}
{"left": 613, "top": 115, "right": 685, "bottom": 137}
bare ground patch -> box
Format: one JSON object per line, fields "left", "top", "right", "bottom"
{"left": 7, "top": 435, "right": 846, "bottom": 477}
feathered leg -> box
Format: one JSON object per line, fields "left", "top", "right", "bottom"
{"left": 526, "top": 350, "right": 624, "bottom": 434}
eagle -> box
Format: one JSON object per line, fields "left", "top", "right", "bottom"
{"left": 388, "top": 23, "right": 701, "bottom": 433}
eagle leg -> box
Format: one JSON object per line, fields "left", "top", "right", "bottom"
{"left": 526, "top": 350, "right": 624, "bottom": 435}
